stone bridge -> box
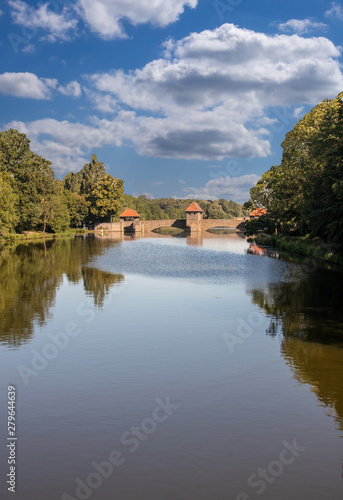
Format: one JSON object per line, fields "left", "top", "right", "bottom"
{"left": 201, "top": 218, "right": 246, "bottom": 231}
{"left": 140, "top": 219, "right": 187, "bottom": 232}
{"left": 95, "top": 217, "right": 246, "bottom": 234}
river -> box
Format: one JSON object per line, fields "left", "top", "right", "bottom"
{"left": 0, "top": 232, "right": 342, "bottom": 500}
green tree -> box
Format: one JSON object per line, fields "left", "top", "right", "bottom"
{"left": 14, "top": 153, "right": 57, "bottom": 232}
{"left": 80, "top": 154, "right": 106, "bottom": 196}
{"left": 0, "top": 172, "right": 19, "bottom": 233}
{"left": 0, "top": 129, "right": 58, "bottom": 232}
{"left": 39, "top": 194, "right": 70, "bottom": 233}
{"left": 245, "top": 91, "right": 343, "bottom": 243}
{"left": 64, "top": 171, "right": 82, "bottom": 194}
{"left": 0, "top": 128, "right": 31, "bottom": 173}
{"left": 64, "top": 190, "right": 90, "bottom": 228}
{"left": 207, "top": 201, "right": 227, "bottom": 219}
{"left": 89, "top": 174, "right": 124, "bottom": 221}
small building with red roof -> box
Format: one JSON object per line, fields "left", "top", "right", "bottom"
{"left": 119, "top": 209, "right": 141, "bottom": 221}
{"left": 185, "top": 202, "right": 204, "bottom": 214}
{"left": 249, "top": 208, "right": 267, "bottom": 219}
{"left": 185, "top": 202, "right": 204, "bottom": 231}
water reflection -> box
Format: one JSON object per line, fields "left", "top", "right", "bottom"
{"left": 248, "top": 266, "right": 343, "bottom": 433}
{"left": 0, "top": 238, "right": 124, "bottom": 348}
{"left": 248, "top": 268, "right": 343, "bottom": 344}
{"left": 247, "top": 244, "right": 266, "bottom": 256}
{"left": 95, "top": 229, "right": 246, "bottom": 248}
{"left": 1, "top": 233, "right": 343, "bottom": 499}
{"left": 282, "top": 337, "right": 343, "bottom": 432}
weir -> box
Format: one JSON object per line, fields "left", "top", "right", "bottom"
{"left": 94, "top": 202, "right": 247, "bottom": 234}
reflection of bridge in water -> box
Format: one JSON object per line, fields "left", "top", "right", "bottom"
{"left": 95, "top": 202, "right": 247, "bottom": 234}
{"left": 95, "top": 229, "right": 247, "bottom": 248}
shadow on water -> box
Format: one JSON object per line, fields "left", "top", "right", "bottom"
{"left": 0, "top": 236, "right": 124, "bottom": 348}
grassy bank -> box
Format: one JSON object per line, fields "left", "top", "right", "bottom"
{"left": 250, "top": 234, "right": 343, "bottom": 265}
{"left": 0, "top": 229, "right": 93, "bottom": 244}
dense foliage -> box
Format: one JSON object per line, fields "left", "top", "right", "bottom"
{"left": 122, "top": 195, "right": 247, "bottom": 220}
{"left": 0, "top": 128, "right": 247, "bottom": 234}
{"left": 245, "top": 91, "right": 343, "bottom": 248}
{"left": 0, "top": 130, "right": 124, "bottom": 233}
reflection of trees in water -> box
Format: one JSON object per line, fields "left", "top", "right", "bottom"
{"left": 248, "top": 267, "right": 343, "bottom": 431}
{"left": 81, "top": 267, "right": 123, "bottom": 308}
{"left": 281, "top": 337, "right": 343, "bottom": 432}
{"left": 248, "top": 268, "right": 343, "bottom": 344}
{"left": 0, "top": 237, "right": 124, "bottom": 348}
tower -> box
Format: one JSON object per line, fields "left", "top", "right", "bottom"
{"left": 185, "top": 202, "right": 203, "bottom": 232}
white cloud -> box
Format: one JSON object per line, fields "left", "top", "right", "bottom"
{"left": 77, "top": 0, "right": 198, "bottom": 39}
{"left": 88, "top": 23, "right": 343, "bottom": 160}
{"left": 293, "top": 106, "right": 305, "bottom": 118}
{"left": 325, "top": 2, "right": 343, "bottom": 20}
{"left": 9, "top": 0, "right": 78, "bottom": 42}
{"left": 21, "top": 43, "right": 36, "bottom": 54}
{"left": 58, "top": 81, "right": 82, "bottom": 98}
{"left": 6, "top": 24, "right": 343, "bottom": 172}
{"left": 6, "top": 114, "right": 134, "bottom": 173}
{"left": 0, "top": 72, "right": 57, "bottom": 99}
{"left": 0, "top": 72, "right": 82, "bottom": 100}
{"left": 178, "top": 179, "right": 187, "bottom": 184}
{"left": 182, "top": 175, "right": 261, "bottom": 203}
{"left": 84, "top": 89, "right": 118, "bottom": 113}
{"left": 278, "top": 19, "right": 327, "bottom": 34}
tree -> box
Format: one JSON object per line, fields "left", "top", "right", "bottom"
{"left": 64, "top": 171, "right": 82, "bottom": 194}
{"left": 245, "top": 91, "right": 343, "bottom": 243}
{"left": 39, "top": 195, "right": 70, "bottom": 233}
{"left": 207, "top": 201, "right": 227, "bottom": 219}
{"left": 0, "top": 172, "right": 19, "bottom": 233}
{"left": 0, "top": 128, "right": 31, "bottom": 173}
{"left": 0, "top": 129, "right": 58, "bottom": 232}
{"left": 89, "top": 174, "right": 124, "bottom": 221}
{"left": 80, "top": 154, "right": 106, "bottom": 195}
{"left": 64, "top": 191, "right": 90, "bottom": 228}
{"left": 13, "top": 152, "right": 57, "bottom": 232}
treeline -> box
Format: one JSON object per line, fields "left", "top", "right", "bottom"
{"left": 123, "top": 195, "right": 247, "bottom": 220}
{"left": 0, "top": 128, "right": 247, "bottom": 234}
{"left": 245, "top": 91, "right": 343, "bottom": 249}
{"left": 0, "top": 129, "right": 123, "bottom": 233}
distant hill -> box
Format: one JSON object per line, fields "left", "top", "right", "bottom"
{"left": 122, "top": 195, "right": 249, "bottom": 220}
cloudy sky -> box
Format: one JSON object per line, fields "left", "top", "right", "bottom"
{"left": 1, "top": 0, "right": 343, "bottom": 202}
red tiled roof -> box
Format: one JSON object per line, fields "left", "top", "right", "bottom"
{"left": 185, "top": 202, "right": 204, "bottom": 213}
{"left": 120, "top": 209, "right": 140, "bottom": 218}
{"left": 249, "top": 208, "right": 266, "bottom": 217}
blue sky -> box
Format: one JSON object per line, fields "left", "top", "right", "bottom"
{"left": 1, "top": 0, "right": 343, "bottom": 203}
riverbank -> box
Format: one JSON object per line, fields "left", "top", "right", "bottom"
{"left": 0, "top": 229, "right": 93, "bottom": 244}
{"left": 250, "top": 234, "right": 343, "bottom": 265}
